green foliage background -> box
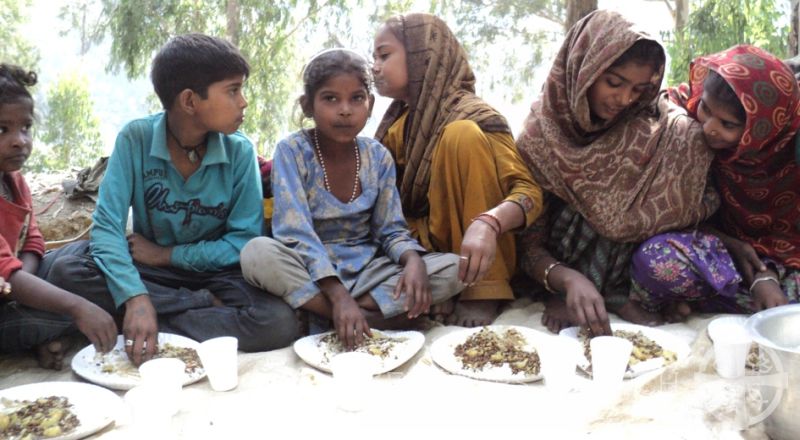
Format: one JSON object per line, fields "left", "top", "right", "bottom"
{"left": 25, "top": 73, "right": 104, "bottom": 172}
{"left": 2, "top": 0, "right": 797, "bottom": 172}
{"left": 55, "top": 0, "right": 565, "bottom": 156}
{"left": 0, "top": 0, "right": 40, "bottom": 71}
{"left": 2, "top": 0, "right": 104, "bottom": 173}
{"left": 664, "top": 0, "right": 790, "bottom": 85}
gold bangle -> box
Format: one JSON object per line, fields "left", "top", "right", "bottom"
{"left": 543, "top": 261, "right": 564, "bottom": 294}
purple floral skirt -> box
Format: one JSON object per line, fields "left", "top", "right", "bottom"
{"left": 629, "top": 231, "right": 799, "bottom": 313}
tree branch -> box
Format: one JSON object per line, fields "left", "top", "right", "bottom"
{"left": 662, "top": 0, "right": 675, "bottom": 17}
{"left": 263, "top": 0, "right": 334, "bottom": 58}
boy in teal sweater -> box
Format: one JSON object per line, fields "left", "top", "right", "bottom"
{"left": 47, "top": 34, "right": 298, "bottom": 364}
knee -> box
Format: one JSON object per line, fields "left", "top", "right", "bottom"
{"left": 46, "top": 255, "right": 87, "bottom": 291}
{"left": 268, "top": 304, "right": 302, "bottom": 348}
{"left": 438, "top": 253, "right": 461, "bottom": 279}
{"left": 631, "top": 235, "right": 671, "bottom": 273}
{"left": 241, "top": 236, "right": 280, "bottom": 264}
{"left": 429, "top": 253, "right": 464, "bottom": 298}
{"left": 240, "top": 303, "right": 300, "bottom": 352}
{"left": 241, "top": 237, "right": 283, "bottom": 280}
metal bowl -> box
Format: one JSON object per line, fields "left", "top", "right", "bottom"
{"left": 745, "top": 304, "right": 800, "bottom": 440}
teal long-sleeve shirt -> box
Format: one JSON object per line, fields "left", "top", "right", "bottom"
{"left": 90, "top": 112, "right": 263, "bottom": 307}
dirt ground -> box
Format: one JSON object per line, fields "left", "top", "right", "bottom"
{"left": 27, "top": 172, "right": 96, "bottom": 247}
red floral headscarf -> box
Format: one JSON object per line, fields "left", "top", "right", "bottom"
{"left": 672, "top": 45, "right": 800, "bottom": 268}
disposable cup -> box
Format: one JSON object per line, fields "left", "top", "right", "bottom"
{"left": 590, "top": 336, "right": 633, "bottom": 386}
{"left": 138, "top": 357, "right": 185, "bottom": 415}
{"left": 124, "top": 385, "right": 173, "bottom": 436}
{"left": 197, "top": 336, "right": 239, "bottom": 391}
{"left": 538, "top": 335, "right": 581, "bottom": 392}
{"left": 707, "top": 315, "right": 747, "bottom": 342}
{"left": 330, "top": 352, "right": 379, "bottom": 412}
{"left": 711, "top": 320, "right": 751, "bottom": 379}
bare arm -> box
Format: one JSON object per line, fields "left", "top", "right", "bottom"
{"left": 529, "top": 253, "right": 612, "bottom": 336}
{"left": 19, "top": 251, "right": 39, "bottom": 274}
{"left": 317, "top": 277, "right": 370, "bottom": 350}
{"left": 7, "top": 269, "right": 117, "bottom": 352}
{"left": 459, "top": 201, "right": 527, "bottom": 285}
{"left": 487, "top": 200, "right": 527, "bottom": 233}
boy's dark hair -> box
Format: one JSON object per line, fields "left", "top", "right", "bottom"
{"left": 151, "top": 33, "right": 250, "bottom": 110}
{"left": 0, "top": 64, "right": 37, "bottom": 106}
{"left": 300, "top": 48, "right": 372, "bottom": 116}
{"left": 704, "top": 69, "right": 746, "bottom": 123}
{"left": 612, "top": 39, "right": 666, "bottom": 73}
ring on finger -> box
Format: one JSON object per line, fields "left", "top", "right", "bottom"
{"left": 124, "top": 339, "right": 134, "bottom": 347}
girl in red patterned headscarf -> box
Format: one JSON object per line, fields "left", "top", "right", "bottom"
{"left": 630, "top": 45, "right": 800, "bottom": 321}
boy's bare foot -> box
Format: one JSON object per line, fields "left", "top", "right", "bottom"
{"left": 446, "top": 300, "right": 499, "bottom": 327}
{"left": 35, "top": 336, "right": 72, "bottom": 370}
{"left": 662, "top": 301, "right": 692, "bottom": 323}
{"left": 429, "top": 299, "right": 455, "bottom": 323}
{"left": 541, "top": 297, "right": 573, "bottom": 333}
{"left": 617, "top": 300, "right": 664, "bottom": 326}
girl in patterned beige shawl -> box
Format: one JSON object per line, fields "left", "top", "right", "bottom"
{"left": 515, "top": 10, "right": 718, "bottom": 335}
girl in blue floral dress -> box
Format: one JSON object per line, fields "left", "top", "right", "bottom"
{"left": 241, "top": 49, "right": 462, "bottom": 348}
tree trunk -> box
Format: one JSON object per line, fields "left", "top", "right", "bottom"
{"left": 80, "top": 4, "right": 89, "bottom": 56}
{"left": 226, "top": 0, "right": 240, "bottom": 46}
{"left": 791, "top": 0, "right": 799, "bottom": 56}
{"left": 565, "top": 0, "right": 598, "bottom": 31}
{"left": 675, "top": 0, "right": 689, "bottom": 30}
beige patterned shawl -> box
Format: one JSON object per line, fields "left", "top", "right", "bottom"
{"left": 516, "top": 10, "right": 718, "bottom": 243}
{"left": 374, "top": 13, "right": 511, "bottom": 217}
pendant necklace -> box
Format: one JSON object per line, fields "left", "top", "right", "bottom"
{"left": 166, "top": 122, "right": 206, "bottom": 164}
{"left": 313, "top": 129, "right": 360, "bottom": 203}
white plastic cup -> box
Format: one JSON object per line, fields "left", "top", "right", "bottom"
{"left": 124, "top": 385, "right": 173, "bottom": 436}
{"left": 329, "top": 352, "right": 379, "bottom": 412}
{"left": 197, "top": 336, "right": 239, "bottom": 391}
{"left": 538, "top": 335, "right": 581, "bottom": 392}
{"left": 591, "top": 336, "right": 633, "bottom": 386}
{"left": 712, "top": 321, "right": 752, "bottom": 379}
{"left": 138, "top": 357, "right": 185, "bottom": 415}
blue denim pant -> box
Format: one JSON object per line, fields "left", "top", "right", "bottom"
{"left": 0, "top": 302, "right": 74, "bottom": 354}
{"left": 44, "top": 240, "right": 299, "bottom": 352}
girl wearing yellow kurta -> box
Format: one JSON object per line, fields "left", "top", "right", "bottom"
{"left": 373, "top": 13, "right": 543, "bottom": 326}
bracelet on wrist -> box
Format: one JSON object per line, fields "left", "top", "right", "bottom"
{"left": 471, "top": 216, "right": 500, "bottom": 235}
{"left": 543, "top": 261, "right": 564, "bottom": 294}
{"left": 475, "top": 212, "right": 502, "bottom": 234}
{"left": 749, "top": 275, "right": 780, "bottom": 295}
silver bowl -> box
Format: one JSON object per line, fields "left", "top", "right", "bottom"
{"left": 745, "top": 304, "right": 800, "bottom": 440}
